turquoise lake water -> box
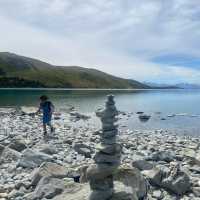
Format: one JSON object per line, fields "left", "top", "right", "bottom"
{"left": 1, "top": 89, "right": 200, "bottom": 136}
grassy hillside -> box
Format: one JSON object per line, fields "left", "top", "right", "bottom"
{"left": 0, "top": 52, "right": 149, "bottom": 89}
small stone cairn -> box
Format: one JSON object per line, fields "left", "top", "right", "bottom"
{"left": 87, "top": 95, "right": 122, "bottom": 200}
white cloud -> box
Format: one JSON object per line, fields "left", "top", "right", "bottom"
{"left": 0, "top": 0, "right": 200, "bottom": 83}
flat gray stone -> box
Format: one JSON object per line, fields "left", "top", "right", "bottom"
{"left": 94, "top": 151, "right": 121, "bottom": 164}
{"left": 17, "top": 149, "right": 53, "bottom": 169}
{"left": 132, "top": 155, "right": 154, "bottom": 171}
{"left": 96, "top": 144, "right": 122, "bottom": 154}
{"left": 26, "top": 177, "right": 65, "bottom": 200}
{"left": 0, "top": 147, "right": 21, "bottom": 164}
{"left": 31, "top": 162, "right": 69, "bottom": 186}
{"left": 8, "top": 137, "right": 27, "bottom": 152}
{"left": 87, "top": 164, "right": 118, "bottom": 180}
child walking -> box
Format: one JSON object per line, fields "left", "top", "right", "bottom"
{"left": 37, "top": 95, "right": 55, "bottom": 137}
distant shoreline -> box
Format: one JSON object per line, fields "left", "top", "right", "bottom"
{"left": 0, "top": 87, "right": 185, "bottom": 91}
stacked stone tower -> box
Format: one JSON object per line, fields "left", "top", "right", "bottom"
{"left": 87, "top": 95, "right": 122, "bottom": 200}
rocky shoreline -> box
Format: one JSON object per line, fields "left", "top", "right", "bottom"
{"left": 0, "top": 104, "right": 200, "bottom": 200}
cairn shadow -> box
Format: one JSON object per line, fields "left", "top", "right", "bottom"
{"left": 111, "top": 191, "right": 136, "bottom": 200}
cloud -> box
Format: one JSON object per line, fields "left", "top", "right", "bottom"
{"left": 0, "top": 0, "right": 200, "bottom": 83}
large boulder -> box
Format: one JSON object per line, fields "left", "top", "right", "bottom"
{"left": 52, "top": 182, "right": 89, "bottom": 200}
{"left": 84, "top": 165, "right": 147, "bottom": 200}
{"left": 52, "top": 181, "right": 138, "bottom": 200}
{"left": 38, "top": 144, "right": 58, "bottom": 155}
{"left": 161, "top": 163, "right": 191, "bottom": 195}
{"left": 143, "top": 163, "right": 191, "bottom": 196}
{"left": 142, "top": 167, "right": 163, "bottom": 186}
{"left": 132, "top": 155, "right": 154, "bottom": 171}
{"left": 25, "top": 177, "right": 65, "bottom": 200}
{"left": 0, "top": 147, "right": 21, "bottom": 164}
{"left": 31, "top": 162, "right": 69, "bottom": 186}
{"left": 114, "top": 166, "right": 148, "bottom": 199}
{"left": 17, "top": 149, "right": 53, "bottom": 169}
{"left": 8, "top": 137, "right": 27, "bottom": 152}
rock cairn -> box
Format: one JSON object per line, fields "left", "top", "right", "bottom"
{"left": 87, "top": 95, "right": 122, "bottom": 200}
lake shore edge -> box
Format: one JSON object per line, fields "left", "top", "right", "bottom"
{"left": 0, "top": 88, "right": 186, "bottom": 91}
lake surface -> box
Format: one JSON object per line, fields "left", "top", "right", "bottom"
{"left": 1, "top": 89, "right": 200, "bottom": 136}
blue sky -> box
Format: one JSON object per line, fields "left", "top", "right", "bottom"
{"left": 0, "top": 0, "right": 200, "bottom": 84}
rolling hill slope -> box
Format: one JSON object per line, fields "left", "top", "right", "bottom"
{"left": 0, "top": 52, "right": 149, "bottom": 89}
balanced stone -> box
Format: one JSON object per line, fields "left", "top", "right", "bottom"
{"left": 87, "top": 164, "right": 118, "bottom": 180}
{"left": 96, "top": 144, "right": 122, "bottom": 154}
{"left": 89, "top": 176, "right": 114, "bottom": 190}
{"left": 100, "top": 137, "right": 117, "bottom": 145}
{"left": 101, "top": 130, "right": 118, "bottom": 138}
{"left": 87, "top": 95, "right": 121, "bottom": 200}
{"left": 94, "top": 152, "right": 121, "bottom": 164}
{"left": 102, "top": 125, "right": 118, "bottom": 132}
{"left": 102, "top": 117, "right": 118, "bottom": 124}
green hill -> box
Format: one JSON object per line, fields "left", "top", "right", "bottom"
{"left": 0, "top": 52, "right": 149, "bottom": 89}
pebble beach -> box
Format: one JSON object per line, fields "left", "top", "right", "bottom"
{"left": 0, "top": 104, "right": 200, "bottom": 200}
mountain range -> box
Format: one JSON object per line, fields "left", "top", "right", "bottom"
{"left": 145, "top": 82, "right": 200, "bottom": 89}
{"left": 0, "top": 52, "right": 149, "bottom": 89}
{"left": 143, "top": 82, "right": 180, "bottom": 89}
{"left": 175, "top": 83, "right": 200, "bottom": 89}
